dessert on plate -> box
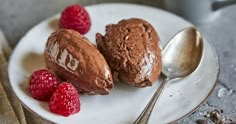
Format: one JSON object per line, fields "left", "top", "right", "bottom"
{"left": 44, "top": 29, "right": 114, "bottom": 95}
{"left": 96, "top": 18, "right": 162, "bottom": 87}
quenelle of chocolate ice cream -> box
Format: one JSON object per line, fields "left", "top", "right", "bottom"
{"left": 45, "top": 29, "right": 113, "bottom": 95}
{"left": 96, "top": 18, "right": 162, "bottom": 87}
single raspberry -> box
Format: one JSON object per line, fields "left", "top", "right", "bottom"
{"left": 49, "top": 82, "right": 80, "bottom": 117}
{"left": 28, "top": 69, "right": 59, "bottom": 101}
{"left": 59, "top": 4, "right": 91, "bottom": 35}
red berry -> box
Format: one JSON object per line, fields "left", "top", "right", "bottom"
{"left": 28, "top": 69, "right": 59, "bottom": 101}
{"left": 49, "top": 82, "right": 80, "bottom": 117}
{"left": 59, "top": 4, "right": 91, "bottom": 34}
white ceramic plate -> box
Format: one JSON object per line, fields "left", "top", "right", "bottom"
{"left": 8, "top": 3, "right": 219, "bottom": 124}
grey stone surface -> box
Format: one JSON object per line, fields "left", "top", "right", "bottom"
{"left": 1, "top": 0, "right": 236, "bottom": 123}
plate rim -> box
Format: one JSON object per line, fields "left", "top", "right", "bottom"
{"left": 7, "top": 3, "right": 220, "bottom": 123}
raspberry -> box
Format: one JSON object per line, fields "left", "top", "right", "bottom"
{"left": 49, "top": 82, "right": 80, "bottom": 117}
{"left": 59, "top": 4, "right": 91, "bottom": 34}
{"left": 28, "top": 69, "right": 59, "bottom": 101}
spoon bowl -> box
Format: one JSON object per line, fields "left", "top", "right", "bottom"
{"left": 162, "top": 27, "right": 204, "bottom": 79}
{"left": 134, "top": 27, "right": 204, "bottom": 124}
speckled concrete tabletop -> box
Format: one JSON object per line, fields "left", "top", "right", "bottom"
{"left": 0, "top": 0, "right": 236, "bottom": 123}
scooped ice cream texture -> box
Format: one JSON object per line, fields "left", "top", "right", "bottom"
{"left": 96, "top": 18, "right": 162, "bottom": 87}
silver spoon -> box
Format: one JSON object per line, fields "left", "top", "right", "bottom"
{"left": 133, "top": 27, "right": 204, "bottom": 124}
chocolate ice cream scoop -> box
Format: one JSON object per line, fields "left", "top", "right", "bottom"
{"left": 96, "top": 18, "right": 162, "bottom": 87}
{"left": 45, "top": 29, "right": 113, "bottom": 95}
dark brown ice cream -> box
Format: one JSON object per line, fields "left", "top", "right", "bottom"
{"left": 96, "top": 18, "right": 162, "bottom": 87}
{"left": 45, "top": 29, "right": 113, "bottom": 95}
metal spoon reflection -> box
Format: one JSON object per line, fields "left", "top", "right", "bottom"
{"left": 133, "top": 27, "right": 204, "bottom": 124}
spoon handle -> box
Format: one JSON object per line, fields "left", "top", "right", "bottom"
{"left": 133, "top": 75, "right": 170, "bottom": 124}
